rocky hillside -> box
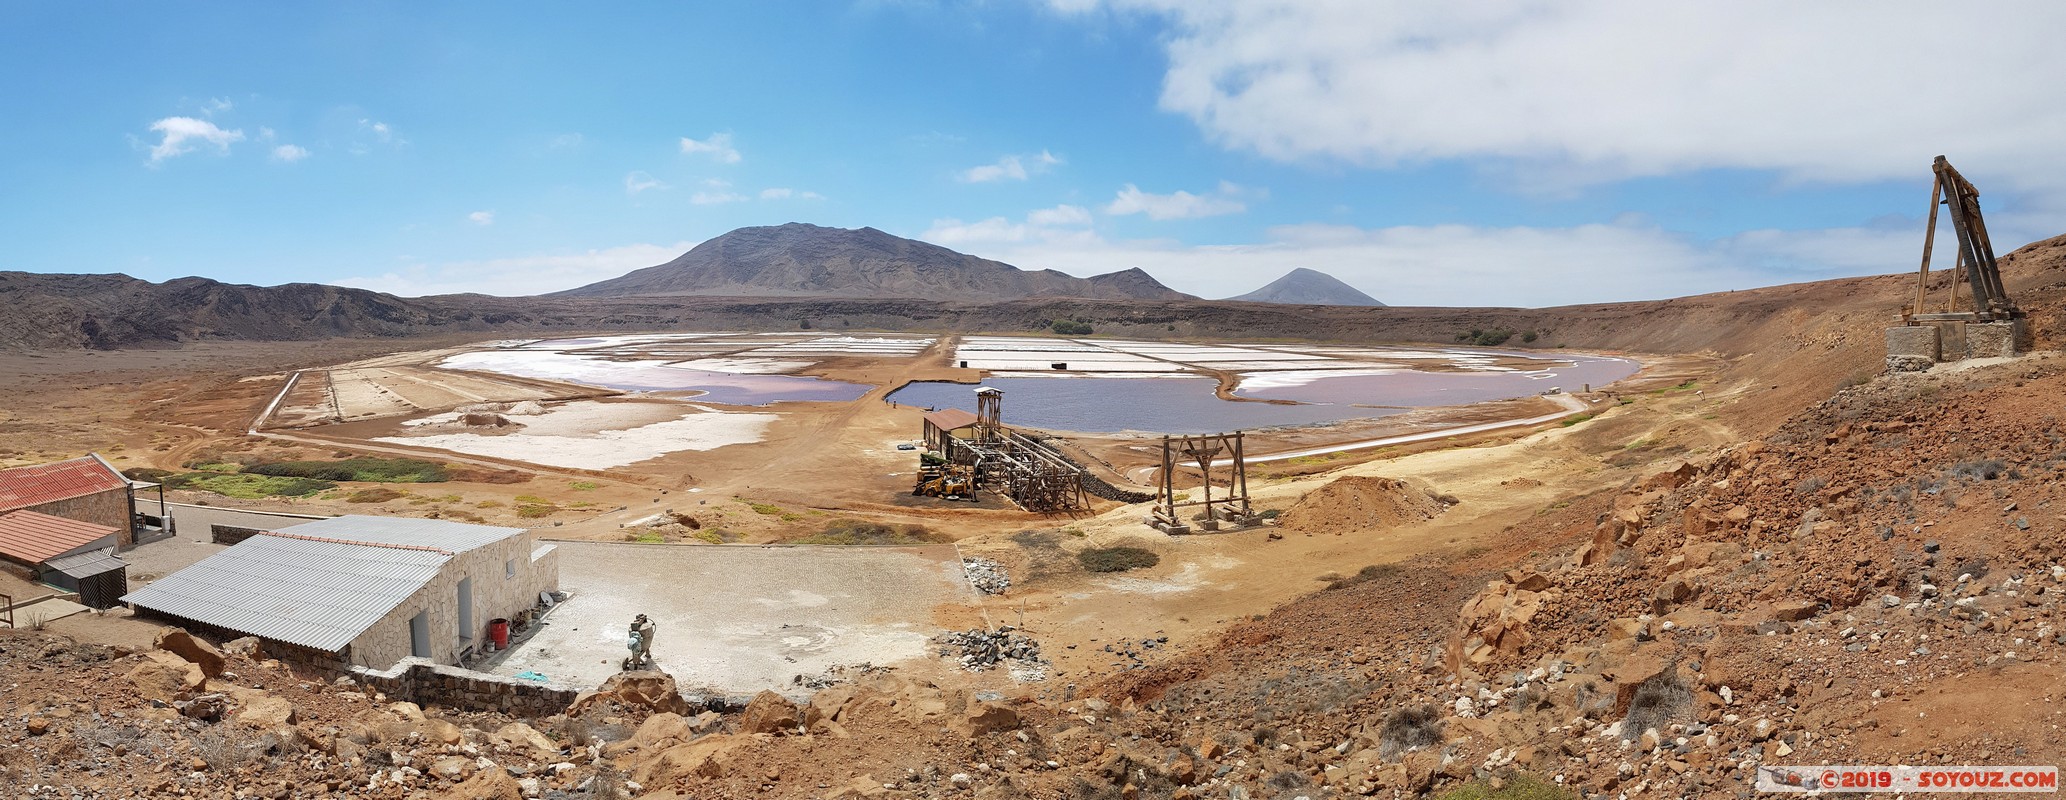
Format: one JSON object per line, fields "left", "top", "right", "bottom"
{"left": 1228, "top": 267, "right": 1386, "bottom": 306}
{"left": 551, "top": 223, "right": 1193, "bottom": 302}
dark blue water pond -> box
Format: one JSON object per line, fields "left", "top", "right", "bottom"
{"left": 890, "top": 377, "right": 1405, "bottom": 434}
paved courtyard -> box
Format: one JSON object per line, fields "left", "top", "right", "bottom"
{"left": 487, "top": 541, "right": 976, "bottom": 692}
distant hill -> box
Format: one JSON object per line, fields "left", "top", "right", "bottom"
{"left": 0, "top": 272, "right": 481, "bottom": 350}
{"left": 553, "top": 222, "right": 1193, "bottom": 302}
{"left": 1227, "top": 267, "right": 1385, "bottom": 306}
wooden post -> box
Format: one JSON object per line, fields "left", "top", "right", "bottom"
{"left": 1916, "top": 174, "right": 1941, "bottom": 316}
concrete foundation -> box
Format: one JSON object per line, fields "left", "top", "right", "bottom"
{"left": 1967, "top": 320, "right": 2025, "bottom": 359}
{"left": 1884, "top": 325, "right": 1941, "bottom": 373}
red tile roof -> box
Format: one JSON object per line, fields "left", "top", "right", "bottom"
{"left": 923, "top": 408, "right": 981, "bottom": 432}
{"left": 0, "top": 509, "right": 119, "bottom": 564}
{"left": 0, "top": 455, "right": 128, "bottom": 512}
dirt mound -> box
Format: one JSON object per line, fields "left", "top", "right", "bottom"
{"left": 1278, "top": 475, "right": 1451, "bottom": 535}
{"left": 458, "top": 412, "right": 512, "bottom": 427}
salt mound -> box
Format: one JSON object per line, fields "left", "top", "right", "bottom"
{"left": 1278, "top": 476, "right": 1451, "bottom": 535}
{"left": 506, "top": 400, "right": 549, "bottom": 416}
{"left": 456, "top": 402, "right": 505, "bottom": 414}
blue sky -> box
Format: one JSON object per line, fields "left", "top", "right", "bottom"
{"left": 3, "top": 1, "right": 2063, "bottom": 306}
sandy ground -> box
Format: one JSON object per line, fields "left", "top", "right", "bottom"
{"left": 482, "top": 541, "right": 977, "bottom": 694}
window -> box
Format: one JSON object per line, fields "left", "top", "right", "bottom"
{"left": 409, "top": 611, "right": 430, "bottom": 659}
{"left": 505, "top": 558, "right": 516, "bottom": 579}
{"left": 457, "top": 577, "right": 474, "bottom": 639}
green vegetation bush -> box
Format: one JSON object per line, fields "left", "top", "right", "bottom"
{"left": 1455, "top": 328, "right": 1516, "bottom": 347}
{"left": 1049, "top": 319, "right": 1095, "bottom": 336}
{"left": 569, "top": 481, "right": 599, "bottom": 491}
{"left": 1560, "top": 413, "right": 1595, "bottom": 427}
{"left": 163, "top": 472, "right": 334, "bottom": 499}
{"left": 747, "top": 501, "right": 783, "bottom": 515}
{"left": 515, "top": 504, "right": 557, "bottom": 519}
{"left": 1434, "top": 775, "right": 1575, "bottom": 800}
{"left": 244, "top": 458, "right": 448, "bottom": 483}
{"left": 1078, "top": 546, "right": 1160, "bottom": 573}
{"left": 346, "top": 487, "right": 404, "bottom": 503}
{"left": 793, "top": 519, "right": 944, "bottom": 545}
{"left": 121, "top": 467, "right": 176, "bottom": 482}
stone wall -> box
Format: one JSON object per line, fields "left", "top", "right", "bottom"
{"left": 350, "top": 657, "right": 577, "bottom": 717}
{"left": 1884, "top": 325, "right": 1940, "bottom": 373}
{"left": 27, "top": 488, "right": 134, "bottom": 548}
{"left": 1967, "top": 320, "right": 2024, "bottom": 359}
{"left": 210, "top": 525, "right": 264, "bottom": 546}
{"left": 347, "top": 531, "right": 559, "bottom": 669}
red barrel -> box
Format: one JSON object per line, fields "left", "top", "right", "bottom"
{"left": 488, "top": 618, "right": 510, "bottom": 649}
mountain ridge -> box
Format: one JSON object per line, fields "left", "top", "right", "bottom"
{"left": 1228, "top": 267, "right": 1385, "bottom": 306}
{"left": 551, "top": 222, "right": 1193, "bottom": 302}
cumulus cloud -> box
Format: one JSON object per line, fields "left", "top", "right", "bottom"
{"left": 1105, "top": 181, "right": 1251, "bottom": 220}
{"left": 759, "top": 187, "right": 824, "bottom": 200}
{"left": 679, "top": 132, "right": 741, "bottom": 163}
{"left": 270, "top": 144, "right": 310, "bottom": 163}
{"left": 924, "top": 203, "right": 1100, "bottom": 248}
{"left": 145, "top": 117, "right": 244, "bottom": 164}
{"left": 960, "top": 150, "right": 1063, "bottom": 182}
{"left": 334, "top": 241, "right": 697, "bottom": 297}
{"left": 468, "top": 211, "right": 495, "bottom": 226}
{"left": 923, "top": 217, "right": 1921, "bottom": 307}
{"left": 1047, "top": 1, "right": 2066, "bottom": 198}
{"left": 624, "top": 171, "right": 667, "bottom": 195}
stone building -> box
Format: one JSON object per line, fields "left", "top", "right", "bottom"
{"left": 124, "top": 515, "right": 558, "bottom": 669}
{"left": 0, "top": 454, "right": 137, "bottom": 548}
{"left": 0, "top": 510, "right": 128, "bottom": 609}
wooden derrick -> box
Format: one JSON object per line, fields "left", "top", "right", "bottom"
{"left": 1151, "top": 431, "right": 1253, "bottom": 534}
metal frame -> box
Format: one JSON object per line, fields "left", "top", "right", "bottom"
{"left": 1151, "top": 431, "right": 1252, "bottom": 533}
{"left": 922, "top": 388, "right": 1091, "bottom": 514}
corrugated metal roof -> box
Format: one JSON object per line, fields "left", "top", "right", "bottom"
{"left": 0, "top": 510, "right": 119, "bottom": 564}
{"left": 0, "top": 455, "right": 129, "bottom": 512}
{"left": 276, "top": 515, "right": 525, "bottom": 553}
{"left": 923, "top": 408, "right": 980, "bottom": 432}
{"left": 122, "top": 533, "right": 449, "bottom": 652}
{"left": 44, "top": 547, "right": 125, "bottom": 579}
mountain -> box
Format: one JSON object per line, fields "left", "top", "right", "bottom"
{"left": 0, "top": 272, "right": 479, "bottom": 350}
{"left": 551, "top": 223, "right": 1193, "bottom": 302}
{"left": 1227, "top": 267, "right": 1386, "bottom": 306}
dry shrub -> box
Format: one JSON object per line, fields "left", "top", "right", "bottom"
{"left": 1378, "top": 704, "right": 1443, "bottom": 758}
{"left": 1623, "top": 672, "right": 1691, "bottom": 738}
{"left": 346, "top": 487, "right": 404, "bottom": 504}
{"left": 1078, "top": 546, "right": 1159, "bottom": 573}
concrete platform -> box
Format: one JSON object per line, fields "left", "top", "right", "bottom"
{"left": 486, "top": 541, "right": 976, "bottom": 692}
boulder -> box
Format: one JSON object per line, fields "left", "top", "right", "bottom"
{"left": 235, "top": 695, "right": 297, "bottom": 729}
{"left": 1602, "top": 645, "right": 1675, "bottom": 717}
{"left": 955, "top": 700, "right": 1021, "bottom": 736}
{"left": 493, "top": 722, "right": 561, "bottom": 757}
{"left": 221, "top": 636, "right": 264, "bottom": 660}
{"left": 633, "top": 713, "right": 692, "bottom": 749}
{"left": 738, "top": 690, "right": 800, "bottom": 734}
{"left": 634, "top": 735, "right": 740, "bottom": 784}
{"left": 447, "top": 767, "right": 523, "bottom": 800}
{"left": 567, "top": 671, "right": 692, "bottom": 718}
{"left": 1455, "top": 579, "right": 1547, "bottom": 665}
{"left": 128, "top": 651, "right": 205, "bottom": 702}
{"left": 154, "top": 628, "right": 227, "bottom": 678}
{"left": 1766, "top": 599, "right": 1822, "bottom": 622}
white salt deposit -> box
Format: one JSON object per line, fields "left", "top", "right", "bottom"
{"left": 668, "top": 357, "right": 815, "bottom": 374}
{"left": 377, "top": 408, "right": 775, "bottom": 469}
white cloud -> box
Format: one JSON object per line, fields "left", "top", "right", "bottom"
{"left": 360, "top": 119, "right": 397, "bottom": 142}
{"left": 759, "top": 187, "right": 824, "bottom": 200}
{"left": 201, "top": 97, "right": 233, "bottom": 116}
{"left": 334, "top": 241, "right": 697, "bottom": 298}
{"left": 624, "top": 171, "right": 667, "bottom": 195}
{"left": 1048, "top": 1, "right": 2066, "bottom": 198}
{"left": 679, "top": 132, "right": 741, "bottom": 164}
{"left": 1027, "top": 204, "right": 1093, "bottom": 226}
{"left": 145, "top": 117, "right": 244, "bottom": 164}
{"left": 921, "top": 216, "right": 1921, "bottom": 307}
{"left": 959, "top": 150, "right": 1063, "bottom": 183}
{"left": 924, "top": 203, "right": 1099, "bottom": 247}
{"left": 468, "top": 211, "right": 495, "bottom": 226}
{"left": 690, "top": 190, "right": 748, "bottom": 205}
{"left": 257, "top": 126, "right": 277, "bottom": 142}
{"left": 270, "top": 144, "right": 311, "bottom": 163}
{"left": 1105, "top": 181, "right": 1251, "bottom": 220}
